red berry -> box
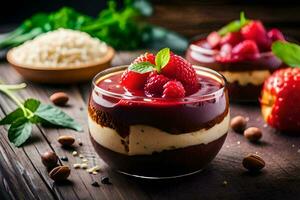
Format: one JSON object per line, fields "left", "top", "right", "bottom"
{"left": 161, "top": 54, "right": 199, "bottom": 95}
{"left": 220, "top": 32, "right": 242, "bottom": 46}
{"left": 120, "top": 70, "right": 149, "bottom": 90}
{"left": 261, "top": 68, "right": 300, "bottom": 133}
{"left": 144, "top": 72, "right": 169, "bottom": 97}
{"left": 232, "top": 40, "right": 259, "bottom": 61}
{"left": 207, "top": 31, "right": 221, "bottom": 49}
{"left": 120, "top": 52, "right": 155, "bottom": 90}
{"left": 241, "top": 20, "right": 272, "bottom": 51}
{"left": 132, "top": 52, "right": 155, "bottom": 65}
{"left": 267, "top": 28, "right": 285, "bottom": 42}
{"left": 162, "top": 80, "right": 186, "bottom": 98}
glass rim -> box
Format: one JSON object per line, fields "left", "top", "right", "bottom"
{"left": 92, "top": 65, "right": 227, "bottom": 102}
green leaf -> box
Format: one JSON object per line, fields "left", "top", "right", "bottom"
{"left": 24, "top": 99, "right": 41, "bottom": 112}
{"left": 0, "top": 108, "right": 24, "bottom": 125}
{"left": 128, "top": 62, "right": 155, "bottom": 74}
{"left": 35, "top": 104, "right": 83, "bottom": 131}
{"left": 155, "top": 48, "right": 170, "bottom": 72}
{"left": 272, "top": 41, "right": 300, "bottom": 67}
{"left": 8, "top": 117, "right": 32, "bottom": 147}
{"left": 218, "top": 11, "right": 250, "bottom": 36}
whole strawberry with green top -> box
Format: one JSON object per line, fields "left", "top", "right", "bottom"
{"left": 261, "top": 41, "right": 300, "bottom": 133}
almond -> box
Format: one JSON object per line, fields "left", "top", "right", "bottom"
{"left": 242, "top": 154, "right": 265, "bottom": 172}
{"left": 49, "top": 165, "right": 70, "bottom": 181}
{"left": 58, "top": 135, "right": 75, "bottom": 146}
{"left": 244, "top": 127, "right": 262, "bottom": 142}
{"left": 50, "top": 92, "right": 69, "bottom": 106}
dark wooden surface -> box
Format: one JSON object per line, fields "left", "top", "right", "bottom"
{"left": 0, "top": 52, "right": 300, "bottom": 200}
{"left": 149, "top": 0, "right": 300, "bottom": 40}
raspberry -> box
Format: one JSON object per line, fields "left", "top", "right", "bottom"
{"left": 232, "top": 40, "right": 259, "bottom": 61}
{"left": 132, "top": 52, "right": 155, "bottom": 65}
{"left": 120, "top": 52, "right": 155, "bottom": 90}
{"left": 267, "top": 28, "right": 285, "bottom": 42}
{"left": 162, "top": 80, "right": 186, "bottom": 98}
{"left": 207, "top": 32, "right": 221, "bottom": 49}
{"left": 161, "top": 54, "right": 199, "bottom": 95}
{"left": 220, "top": 32, "right": 242, "bottom": 47}
{"left": 241, "top": 20, "right": 272, "bottom": 51}
{"left": 144, "top": 72, "right": 169, "bottom": 97}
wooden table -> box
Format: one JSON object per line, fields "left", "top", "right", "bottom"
{"left": 1, "top": 52, "right": 300, "bottom": 200}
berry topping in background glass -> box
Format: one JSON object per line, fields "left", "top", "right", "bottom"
{"left": 186, "top": 12, "right": 290, "bottom": 102}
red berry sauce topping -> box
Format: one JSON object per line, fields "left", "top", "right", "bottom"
{"left": 202, "top": 13, "right": 285, "bottom": 63}
{"left": 119, "top": 48, "right": 200, "bottom": 98}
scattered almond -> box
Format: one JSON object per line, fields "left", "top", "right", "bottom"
{"left": 230, "top": 115, "right": 247, "bottom": 133}
{"left": 242, "top": 154, "right": 265, "bottom": 172}
{"left": 50, "top": 92, "right": 69, "bottom": 106}
{"left": 244, "top": 127, "right": 262, "bottom": 142}
{"left": 58, "top": 135, "right": 75, "bottom": 146}
{"left": 49, "top": 165, "right": 70, "bottom": 181}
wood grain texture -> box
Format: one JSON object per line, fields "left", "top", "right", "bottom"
{"left": 0, "top": 52, "right": 300, "bottom": 200}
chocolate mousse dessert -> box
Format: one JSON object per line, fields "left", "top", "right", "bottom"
{"left": 88, "top": 48, "right": 229, "bottom": 178}
{"left": 186, "top": 12, "right": 287, "bottom": 102}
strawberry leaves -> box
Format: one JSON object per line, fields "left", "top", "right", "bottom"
{"left": 0, "top": 84, "right": 82, "bottom": 147}
{"left": 272, "top": 41, "right": 300, "bottom": 67}
{"left": 128, "top": 48, "right": 170, "bottom": 74}
{"left": 218, "top": 12, "right": 250, "bottom": 36}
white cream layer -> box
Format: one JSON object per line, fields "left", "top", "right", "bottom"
{"left": 88, "top": 113, "right": 229, "bottom": 155}
{"left": 221, "top": 70, "right": 271, "bottom": 86}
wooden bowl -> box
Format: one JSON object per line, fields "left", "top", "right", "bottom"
{"left": 6, "top": 46, "right": 115, "bottom": 84}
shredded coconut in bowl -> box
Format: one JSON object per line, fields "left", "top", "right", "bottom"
{"left": 10, "top": 28, "right": 108, "bottom": 68}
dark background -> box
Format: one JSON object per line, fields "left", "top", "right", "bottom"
{"left": 1, "top": 0, "right": 300, "bottom": 38}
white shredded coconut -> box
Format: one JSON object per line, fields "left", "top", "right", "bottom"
{"left": 10, "top": 28, "right": 108, "bottom": 68}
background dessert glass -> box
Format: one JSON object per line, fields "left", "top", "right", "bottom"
{"left": 88, "top": 65, "right": 229, "bottom": 179}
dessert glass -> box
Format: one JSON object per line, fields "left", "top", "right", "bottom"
{"left": 186, "top": 37, "right": 287, "bottom": 102}
{"left": 88, "top": 65, "right": 229, "bottom": 179}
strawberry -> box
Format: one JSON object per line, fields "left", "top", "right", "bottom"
{"left": 207, "top": 32, "right": 221, "bottom": 49}
{"left": 220, "top": 32, "right": 242, "bottom": 47}
{"left": 161, "top": 54, "right": 199, "bottom": 95}
{"left": 144, "top": 72, "right": 169, "bottom": 97}
{"left": 241, "top": 20, "right": 272, "bottom": 51}
{"left": 261, "top": 68, "right": 300, "bottom": 133}
{"left": 267, "top": 28, "right": 285, "bottom": 42}
{"left": 232, "top": 40, "right": 259, "bottom": 61}
{"left": 162, "top": 80, "right": 186, "bottom": 98}
{"left": 120, "top": 53, "right": 155, "bottom": 90}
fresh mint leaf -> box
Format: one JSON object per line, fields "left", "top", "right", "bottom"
{"left": 218, "top": 11, "right": 250, "bottom": 36}
{"left": 8, "top": 117, "right": 32, "bottom": 147}
{"left": 128, "top": 62, "right": 155, "bottom": 74}
{"left": 0, "top": 108, "right": 24, "bottom": 125}
{"left": 24, "top": 98, "right": 40, "bottom": 112}
{"left": 155, "top": 48, "right": 170, "bottom": 72}
{"left": 35, "top": 104, "right": 83, "bottom": 131}
{"left": 272, "top": 41, "right": 300, "bottom": 67}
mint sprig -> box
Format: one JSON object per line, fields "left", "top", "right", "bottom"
{"left": 218, "top": 12, "right": 250, "bottom": 36}
{"left": 272, "top": 41, "right": 300, "bottom": 67}
{"left": 128, "top": 48, "right": 171, "bottom": 74}
{"left": 0, "top": 83, "right": 82, "bottom": 147}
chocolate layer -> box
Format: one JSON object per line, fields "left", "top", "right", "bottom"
{"left": 89, "top": 92, "right": 229, "bottom": 137}
{"left": 90, "top": 133, "right": 227, "bottom": 177}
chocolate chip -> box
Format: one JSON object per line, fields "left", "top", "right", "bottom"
{"left": 101, "top": 176, "right": 111, "bottom": 185}
{"left": 91, "top": 181, "right": 100, "bottom": 187}
{"left": 230, "top": 116, "right": 247, "bottom": 133}
{"left": 60, "top": 156, "right": 68, "bottom": 162}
